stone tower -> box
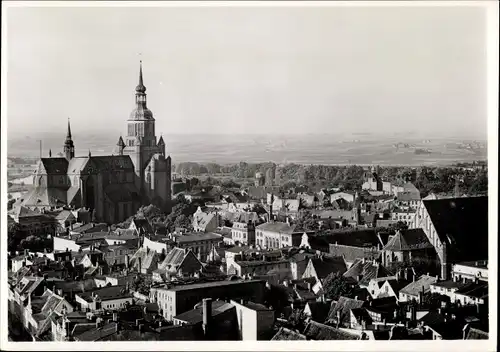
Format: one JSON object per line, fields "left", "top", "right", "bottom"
{"left": 122, "top": 61, "right": 162, "bottom": 194}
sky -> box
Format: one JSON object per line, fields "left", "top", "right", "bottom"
{"left": 6, "top": 4, "right": 489, "bottom": 138}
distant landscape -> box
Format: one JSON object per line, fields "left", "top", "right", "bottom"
{"left": 7, "top": 131, "right": 487, "bottom": 167}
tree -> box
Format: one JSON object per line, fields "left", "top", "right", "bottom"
{"left": 468, "top": 170, "right": 488, "bottom": 195}
{"left": 322, "top": 272, "right": 355, "bottom": 300}
{"left": 294, "top": 211, "right": 319, "bottom": 232}
{"left": 287, "top": 309, "right": 309, "bottom": 332}
{"left": 8, "top": 222, "right": 23, "bottom": 252}
{"left": 251, "top": 203, "right": 267, "bottom": 216}
{"left": 137, "top": 204, "right": 164, "bottom": 222}
{"left": 394, "top": 221, "right": 409, "bottom": 231}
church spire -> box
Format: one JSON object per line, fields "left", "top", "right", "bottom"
{"left": 66, "top": 118, "right": 72, "bottom": 139}
{"left": 135, "top": 60, "right": 146, "bottom": 94}
{"left": 64, "top": 118, "right": 75, "bottom": 161}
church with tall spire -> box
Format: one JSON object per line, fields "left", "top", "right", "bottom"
{"left": 19, "top": 62, "right": 172, "bottom": 224}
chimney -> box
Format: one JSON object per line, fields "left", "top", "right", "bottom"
{"left": 202, "top": 298, "right": 213, "bottom": 339}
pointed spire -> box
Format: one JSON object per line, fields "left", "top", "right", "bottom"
{"left": 135, "top": 60, "right": 146, "bottom": 93}
{"left": 67, "top": 118, "right": 72, "bottom": 139}
{"left": 117, "top": 136, "right": 125, "bottom": 147}
{"left": 139, "top": 60, "right": 143, "bottom": 86}
{"left": 88, "top": 150, "right": 91, "bottom": 157}
{"left": 158, "top": 135, "right": 165, "bottom": 146}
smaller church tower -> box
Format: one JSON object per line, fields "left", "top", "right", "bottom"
{"left": 64, "top": 119, "right": 75, "bottom": 161}
{"left": 158, "top": 136, "right": 166, "bottom": 156}
{"left": 117, "top": 136, "right": 126, "bottom": 156}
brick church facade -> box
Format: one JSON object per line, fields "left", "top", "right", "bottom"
{"left": 19, "top": 62, "right": 172, "bottom": 224}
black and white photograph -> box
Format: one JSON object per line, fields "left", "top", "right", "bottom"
{"left": 1, "top": 1, "right": 497, "bottom": 350}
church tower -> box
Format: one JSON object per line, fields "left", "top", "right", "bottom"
{"left": 64, "top": 119, "right": 75, "bottom": 161}
{"left": 123, "top": 61, "right": 160, "bottom": 194}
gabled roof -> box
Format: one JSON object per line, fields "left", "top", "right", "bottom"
{"left": 343, "top": 259, "right": 393, "bottom": 286}
{"left": 192, "top": 212, "right": 216, "bottom": 229}
{"left": 303, "top": 320, "right": 359, "bottom": 340}
{"left": 383, "top": 229, "right": 433, "bottom": 251}
{"left": 77, "top": 285, "right": 132, "bottom": 302}
{"left": 305, "top": 301, "right": 330, "bottom": 323}
{"left": 423, "top": 196, "right": 488, "bottom": 262}
{"left": 20, "top": 187, "right": 69, "bottom": 207}
{"left": 131, "top": 218, "right": 153, "bottom": 234}
{"left": 400, "top": 274, "right": 438, "bottom": 296}
{"left": 10, "top": 206, "right": 42, "bottom": 218}
{"left": 256, "top": 221, "right": 296, "bottom": 234}
{"left": 158, "top": 247, "right": 188, "bottom": 269}
{"left": 130, "top": 247, "right": 158, "bottom": 271}
{"left": 326, "top": 296, "right": 365, "bottom": 326}
{"left": 329, "top": 244, "right": 379, "bottom": 263}
{"left": 55, "top": 210, "right": 76, "bottom": 221}
{"left": 307, "top": 256, "right": 347, "bottom": 280}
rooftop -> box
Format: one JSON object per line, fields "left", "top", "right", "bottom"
{"left": 160, "top": 279, "right": 265, "bottom": 292}
{"left": 175, "top": 232, "right": 223, "bottom": 243}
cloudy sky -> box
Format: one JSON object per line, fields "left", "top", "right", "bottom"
{"left": 6, "top": 4, "right": 488, "bottom": 138}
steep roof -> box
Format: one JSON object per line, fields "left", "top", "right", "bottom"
{"left": 38, "top": 158, "right": 68, "bottom": 175}
{"left": 423, "top": 196, "right": 488, "bottom": 262}
{"left": 303, "top": 320, "right": 359, "bottom": 340}
{"left": 86, "top": 155, "right": 134, "bottom": 173}
{"left": 305, "top": 301, "right": 330, "bottom": 323}
{"left": 104, "top": 183, "right": 140, "bottom": 203}
{"left": 326, "top": 296, "right": 365, "bottom": 326}
{"left": 20, "top": 187, "right": 68, "bottom": 207}
{"left": 11, "top": 206, "right": 42, "bottom": 218}
{"left": 383, "top": 229, "right": 434, "bottom": 251}
{"left": 192, "top": 212, "right": 216, "bottom": 230}
{"left": 308, "top": 256, "right": 347, "bottom": 280}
